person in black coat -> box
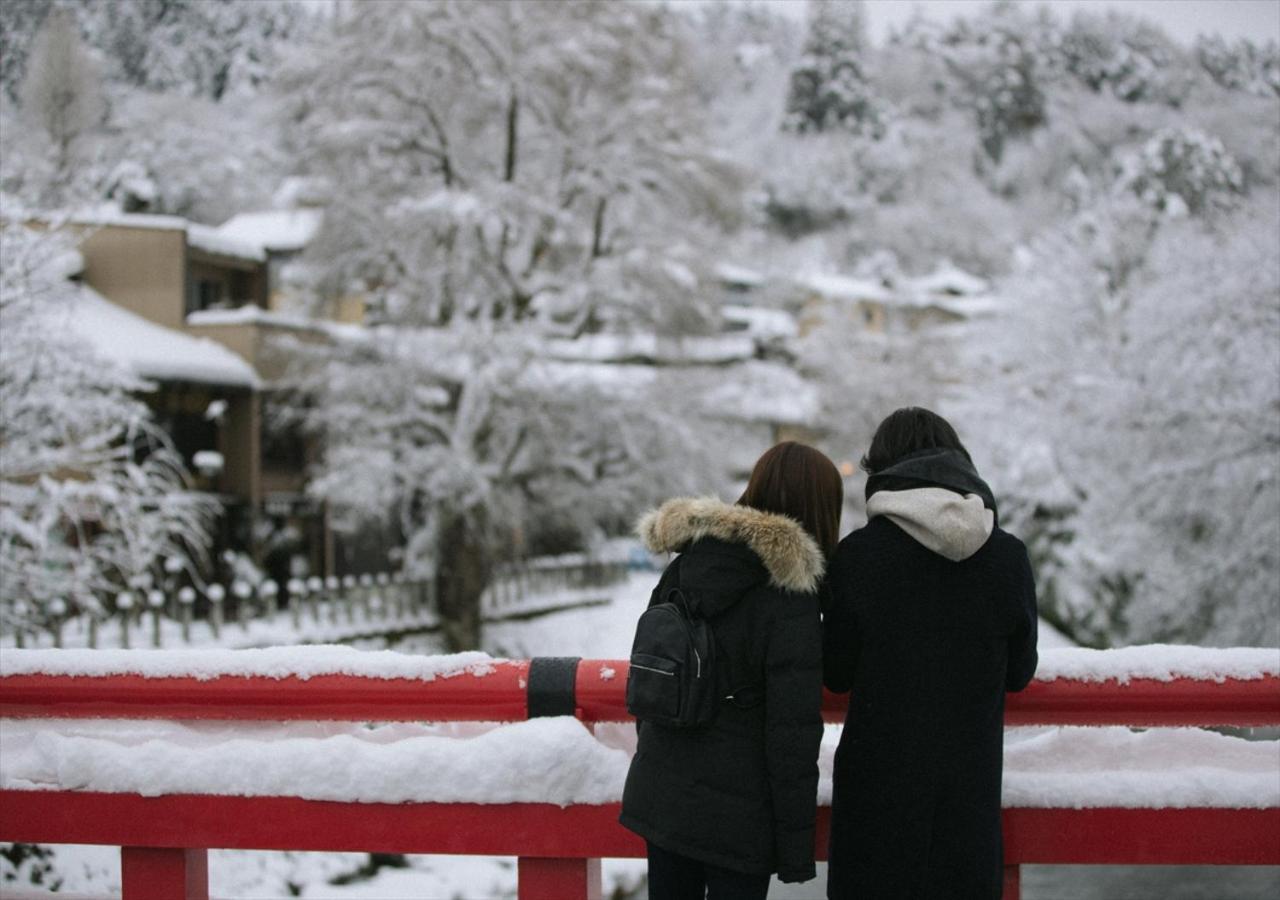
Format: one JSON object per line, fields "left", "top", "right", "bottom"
{"left": 824, "top": 408, "right": 1038, "bottom": 899}
{"left": 621, "top": 442, "right": 844, "bottom": 900}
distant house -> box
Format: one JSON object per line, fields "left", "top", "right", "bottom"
{"left": 797, "top": 262, "right": 1001, "bottom": 335}
{"left": 797, "top": 272, "right": 893, "bottom": 333}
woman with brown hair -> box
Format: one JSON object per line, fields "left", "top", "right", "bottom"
{"left": 620, "top": 441, "right": 843, "bottom": 900}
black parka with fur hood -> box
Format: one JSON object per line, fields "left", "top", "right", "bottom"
{"left": 619, "top": 497, "right": 826, "bottom": 881}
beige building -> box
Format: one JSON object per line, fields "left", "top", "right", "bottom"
{"left": 61, "top": 212, "right": 332, "bottom": 578}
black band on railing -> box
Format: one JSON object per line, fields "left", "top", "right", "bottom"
{"left": 527, "top": 656, "right": 581, "bottom": 718}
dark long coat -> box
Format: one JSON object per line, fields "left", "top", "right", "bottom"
{"left": 619, "top": 497, "right": 826, "bottom": 881}
{"left": 824, "top": 452, "right": 1038, "bottom": 899}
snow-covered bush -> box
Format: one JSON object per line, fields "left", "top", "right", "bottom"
{"left": 1115, "top": 127, "right": 1244, "bottom": 217}
{"left": 1195, "top": 35, "right": 1280, "bottom": 99}
{"left": 0, "top": 225, "right": 216, "bottom": 632}
{"left": 1058, "top": 11, "right": 1192, "bottom": 106}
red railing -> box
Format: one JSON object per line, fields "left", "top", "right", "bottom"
{"left": 2, "top": 655, "right": 1278, "bottom": 900}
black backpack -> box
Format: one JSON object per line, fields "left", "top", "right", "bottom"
{"left": 625, "top": 581, "right": 718, "bottom": 727}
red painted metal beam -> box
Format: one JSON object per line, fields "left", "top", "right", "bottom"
{"left": 0, "top": 661, "right": 531, "bottom": 723}
{"left": 2, "top": 662, "right": 1277, "bottom": 726}
{"left": 3, "top": 791, "right": 1277, "bottom": 866}
{"left": 1006, "top": 677, "right": 1280, "bottom": 727}
{"left": 1002, "top": 807, "right": 1280, "bottom": 865}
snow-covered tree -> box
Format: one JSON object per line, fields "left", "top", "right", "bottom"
{"left": 783, "top": 0, "right": 883, "bottom": 137}
{"left": 17, "top": 8, "right": 105, "bottom": 196}
{"left": 1196, "top": 35, "right": 1280, "bottom": 98}
{"left": 1059, "top": 11, "right": 1191, "bottom": 105}
{"left": 80, "top": 0, "right": 304, "bottom": 100}
{"left": 1115, "top": 127, "right": 1245, "bottom": 218}
{"left": 0, "top": 225, "right": 216, "bottom": 634}
{"left": 274, "top": 0, "right": 736, "bottom": 649}
{"left": 960, "top": 195, "right": 1280, "bottom": 648}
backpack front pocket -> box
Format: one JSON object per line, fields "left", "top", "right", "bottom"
{"left": 627, "top": 652, "right": 680, "bottom": 720}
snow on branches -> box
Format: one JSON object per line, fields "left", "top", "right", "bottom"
{"left": 0, "top": 225, "right": 216, "bottom": 630}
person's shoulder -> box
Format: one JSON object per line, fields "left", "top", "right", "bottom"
{"left": 986, "top": 526, "right": 1029, "bottom": 557}
{"left": 835, "top": 517, "right": 901, "bottom": 555}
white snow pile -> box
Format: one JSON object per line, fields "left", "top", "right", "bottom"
{"left": 55, "top": 287, "right": 260, "bottom": 389}
{"left": 1036, "top": 646, "right": 1280, "bottom": 684}
{"left": 1002, "top": 727, "right": 1280, "bottom": 809}
{"left": 2, "top": 717, "right": 1273, "bottom": 810}
{"left": 0, "top": 646, "right": 497, "bottom": 683}
{"left": 0, "top": 717, "right": 630, "bottom": 806}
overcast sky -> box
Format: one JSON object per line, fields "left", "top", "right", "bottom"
{"left": 744, "top": 0, "right": 1280, "bottom": 44}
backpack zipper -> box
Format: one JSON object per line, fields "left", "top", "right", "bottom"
{"left": 632, "top": 663, "right": 675, "bottom": 677}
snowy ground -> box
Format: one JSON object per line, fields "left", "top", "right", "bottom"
{"left": 3, "top": 572, "right": 1277, "bottom": 899}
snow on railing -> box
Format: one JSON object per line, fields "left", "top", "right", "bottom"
{"left": 1, "top": 647, "right": 1277, "bottom": 900}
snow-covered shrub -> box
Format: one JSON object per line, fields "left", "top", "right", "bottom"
{"left": 1195, "top": 35, "right": 1280, "bottom": 99}
{"left": 1058, "top": 11, "right": 1192, "bottom": 106}
{"left": 0, "top": 226, "right": 216, "bottom": 631}
{"left": 1115, "top": 127, "right": 1245, "bottom": 217}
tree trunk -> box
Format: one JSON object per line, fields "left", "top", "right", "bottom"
{"left": 434, "top": 515, "right": 492, "bottom": 651}
{"left": 504, "top": 91, "right": 519, "bottom": 183}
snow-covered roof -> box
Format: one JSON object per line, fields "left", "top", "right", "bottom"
{"left": 63, "top": 288, "right": 260, "bottom": 389}
{"left": 722, "top": 304, "right": 798, "bottom": 341}
{"left": 70, "top": 207, "right": 188, "bottom": 231}
{"left": 67, "top": 207, "right": 266, "bottom": 263}
{"left": 544, "top": 333, "right": 755, "bottom": 366}
{"left": 214, "top": 209, "right": 324, "bottom": 254}
{"left": 186, "top": 223, "right": 266, "bottom": 263}
{"left": 910, "top": 262, "right": 991, "bottom": 296}
{"left": 799, "top": 272, "right": 892, "bottom": 303}
{"left": 714, "top": 262, "right": 767, "bottom": 288}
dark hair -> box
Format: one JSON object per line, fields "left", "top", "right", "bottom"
{"left": 860, "top": 407, "right": 972, "bottom": 475}
{"left": 738, "top": 441, "right": 844, "bottom": 558}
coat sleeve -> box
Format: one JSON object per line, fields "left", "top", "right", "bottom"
{"left": 822, "top": 541, "right": 860, "bottom": 693}
{"left": 1005, "top": 539, "right": 1039, "bottom": 692}
{"left": 764, "top": 592, "right": 823, "bottom": 883}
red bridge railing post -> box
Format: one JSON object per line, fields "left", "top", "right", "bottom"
{"left": 121, "top": 846, "right": 208, "bottom": 900}
{"left": 1002, "top": 864, "right": 1020, "bottom": 900}
{"left": 518, "top": 857, "right": 602, "bottom": 900}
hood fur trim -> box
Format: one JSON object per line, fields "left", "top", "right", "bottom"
{"left": 637, "top": 496, "right": 825, "bottom": 594}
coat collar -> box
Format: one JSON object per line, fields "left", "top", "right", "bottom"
{"left": 637, "top": 496, "right": 825, "bottom": 594}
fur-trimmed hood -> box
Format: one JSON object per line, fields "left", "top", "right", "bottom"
{"left": 637, "top": 496, "right": 826, "bottom": 594}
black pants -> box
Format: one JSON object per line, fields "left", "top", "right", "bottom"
{"left": 646, "top": 841, "right": 771, "bottom": 900}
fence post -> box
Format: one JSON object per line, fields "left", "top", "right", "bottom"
{"left": 122, "top": 846, "right": 208, "bottom": 900}
{"left": 178, "top": 587, "right": 196, "bottom": 642}
{"left": 148, "top": 590, "right": 165, "bottom": 648}
{"left": 117, "top": 592, "right": 134, "bottom": 650}
{"left": 518, "top": 857, "right": 601, "bottom": 900}
{"left": 1002, "top": 864, "right": 1020, "bottom": 900}
{"left": 49, "top": 598, "right": 67, "bottom": 648}
{"left": 207, "top": 584, "right": 225, "bottom": 640}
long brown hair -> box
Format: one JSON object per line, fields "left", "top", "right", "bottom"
{"left": 738, "top": 442, "right": 844, "bottom": 558}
